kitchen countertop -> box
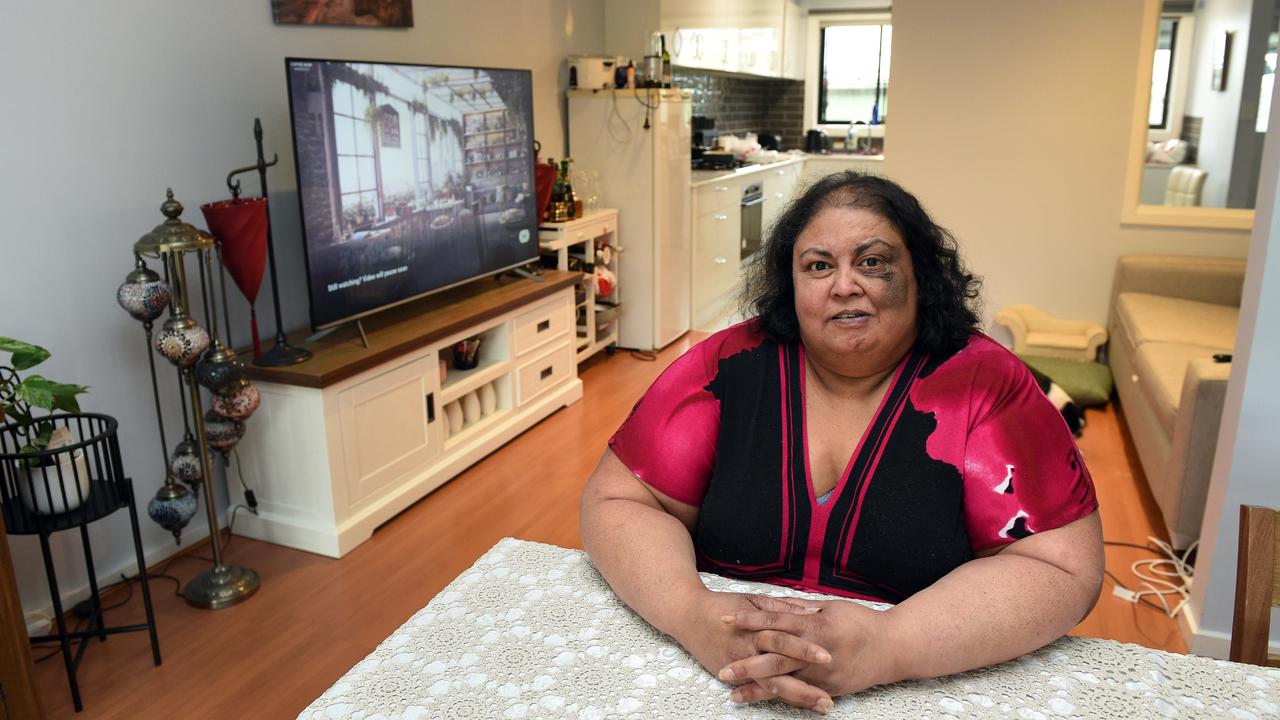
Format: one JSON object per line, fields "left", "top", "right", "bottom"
{"left": 690, "top": 153, "right": 883, "bottom": 188}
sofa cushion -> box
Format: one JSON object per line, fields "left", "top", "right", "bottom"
{"left": 1114, "top": 293, "right": 1238, "bottom": 350}
{"left": 1132, "top": 342, "right": 1220, "bottom": 436}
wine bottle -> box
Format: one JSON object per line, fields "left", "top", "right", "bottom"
{"left": 549, "top": 157, "right": 567, "bottom": 222}
{"left": 560, "top": 159, "right": 578, "bottom": 220}
{"left": 661, "top": 34, "right": 672, "bottom": 88}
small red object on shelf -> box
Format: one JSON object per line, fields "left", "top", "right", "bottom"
{"left": 534, "top": 162, "right": 556, "bottom": 222}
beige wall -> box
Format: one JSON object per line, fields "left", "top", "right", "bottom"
{"left": 884, "top": 0, "right": 1251, "bottom": 335}
{"left": 1, "top": 0, "right": 603, "bottom": 618}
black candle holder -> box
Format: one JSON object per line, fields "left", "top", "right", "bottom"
{"left": 225, "top": 118, "right": 312, "bottom": 367}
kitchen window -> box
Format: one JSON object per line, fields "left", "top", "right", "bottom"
{"left": 1147, "top": 14, "right": 1195, "bottom": 142}
{"left": 1148, "top": 17, "right": 1178, "bottom": 129}
{"left": 818, "top": 22, "right": 891, "bottom": 125}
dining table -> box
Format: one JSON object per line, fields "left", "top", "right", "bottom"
{"left": 299, "top": 538, "right": 1280, "bottom": 719}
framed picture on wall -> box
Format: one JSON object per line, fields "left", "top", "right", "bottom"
{"left": 1211, "top": 31, "right": 1233, "bottom": 92}
{"left": 271, "top": 0, "right": 413, "bottom": 27}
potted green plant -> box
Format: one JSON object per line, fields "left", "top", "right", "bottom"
{"left": 0, "top": 337, "right": 90, "bottom": 514}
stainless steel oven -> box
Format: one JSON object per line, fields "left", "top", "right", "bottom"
{"left": 741, "top": 183, "right": 763, "bottom": 259}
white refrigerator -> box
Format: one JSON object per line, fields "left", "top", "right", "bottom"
{"left": 568, "top": 89, "right": 691, "bottom": 351}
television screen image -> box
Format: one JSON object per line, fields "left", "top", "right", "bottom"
{"left": 285, "top": 58, "right": 538, "bottom": 329}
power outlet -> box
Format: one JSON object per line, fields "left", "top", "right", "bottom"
{"left": 24, "top": 612, "right": 49, "bottom": 637}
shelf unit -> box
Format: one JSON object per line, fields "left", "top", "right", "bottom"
{"left": 538, "top": 209, "right": 621, "bottom": 363}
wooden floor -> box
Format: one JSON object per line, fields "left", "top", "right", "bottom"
{"left": 29, "top": 334, "right": 1186, "bottom": 718}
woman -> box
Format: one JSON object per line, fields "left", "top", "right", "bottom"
{"left": 579, "top": 171, "right": 1103, "bottom": 714}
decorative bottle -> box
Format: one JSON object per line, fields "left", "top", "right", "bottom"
{"left": 560, "top": 159, "right": 578, "bottom": 220}
{"left": 661, "top": 34, "right": 672, "bottom": 88}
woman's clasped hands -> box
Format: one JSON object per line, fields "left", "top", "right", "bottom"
{"left": 672, "top": 591, "right": 898, "bottom": 715}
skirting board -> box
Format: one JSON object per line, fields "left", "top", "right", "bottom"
{"left": 1178, "top": 597, "right": 1280, "bottom": 659}
{"left": 18, "top": 522, "right": 217, "bottom": 636}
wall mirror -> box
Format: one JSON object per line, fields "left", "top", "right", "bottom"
{"left": 1122, "top": 0, "right": 1276, "bottom": 230}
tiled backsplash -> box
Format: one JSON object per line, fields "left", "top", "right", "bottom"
{"left": 675, "top": 70, "right": 805, "bottom": 150}
{"left": 1179, "top": 115, "right": 1201, "bottom": 165}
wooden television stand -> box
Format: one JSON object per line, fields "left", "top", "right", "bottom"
{"left": 234, "top": 271, "right": 584, "bottom": 557}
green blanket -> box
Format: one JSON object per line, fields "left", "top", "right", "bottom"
{"left": 1018, "top": 354, "right": 1114, "bottom": 407}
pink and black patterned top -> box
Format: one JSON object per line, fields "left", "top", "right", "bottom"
{"left": 609, "top": 320, "right": 1098, "bottom": 604}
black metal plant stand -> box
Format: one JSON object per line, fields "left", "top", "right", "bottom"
{"left": 0, "top": 414, "right": 161, "bottom": 713}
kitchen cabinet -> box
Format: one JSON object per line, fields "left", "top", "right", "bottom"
{"left": 608, "top": 0, "right": 805, "bottom": 79}
{"left": 800, "top": 156, "right": 885, "bottom": 190}
{"left": 781, "top": 0, "right": 807, "bottom": 80}
{"left": 761, "top": 162, "right": 801, "bottom": 235}
{"left": 692, "top": 179, "right": 745, "bottom": 329}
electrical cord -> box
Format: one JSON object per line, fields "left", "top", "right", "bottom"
{"left": 1103, "top": 540, "right": 1164, "bottom": 553}
{"left": 629, "top": 350, "right": 658, "bottom": 361}
{"left": 220, "top": 503, "right": 252, "bottom": 553}
{"left": 28, "top": 550, "right": 193, "bottom": 661}
{"left": 607, "top": 89, "right": 633, "bottom": 145}
{"left": 632, "top": 86, "right": 659, "bottom": 130}
{"left": 1103, "top": 569, "right": 1171, "bottom": 614}
{"left": 231, "top": 447, "right": 260, "bottom": 515}
{"left": 1102, "top": 536, "right": 1198, "bottom": 619}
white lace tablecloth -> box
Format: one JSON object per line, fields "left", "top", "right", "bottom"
{"left": 300, "top": 538, "right": 1280, "bottom": 719}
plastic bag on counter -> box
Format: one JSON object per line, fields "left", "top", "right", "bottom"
{"left": 1145, "top": 138, "right": 1188, "bottom": 165}
{"left": 719, "top": 133, "right": 761, "bottom": 160}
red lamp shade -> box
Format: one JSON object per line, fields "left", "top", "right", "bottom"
{"left": 201, "top": 197, "right": 269, "bottom": 355}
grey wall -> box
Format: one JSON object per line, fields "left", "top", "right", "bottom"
{"left": 1, "top": 0, "right": 603, "bottom": 619}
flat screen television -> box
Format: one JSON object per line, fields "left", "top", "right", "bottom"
{"left": 285, "top": 57, "right": 539, "bottom": 329}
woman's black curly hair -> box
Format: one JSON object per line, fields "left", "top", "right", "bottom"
{"left": 739, "top": 170, "right": 982, "bottom": 357}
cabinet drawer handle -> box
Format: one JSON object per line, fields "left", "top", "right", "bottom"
{"left": 540, "top": 366, "right": 554, "bottom": 380}
{"left": 774, "top": 192, "right": 784, "bottom": 199}
{"left": 426, "top": 393, "right": 435, "bottom": 423}
{"left": 713, "top": 185, "right": 729, "bottom": 192}
{"left": 776, "top": 169, "right": 786, "bottom": 175}
{"left": 714, "top": 213, "right": 728, "bottom": 221}
{"left": 537, "top": 319, "right": 551, "bottom": 333}
{"left": 714, "top": 256, "right": 727, "bottom": 264}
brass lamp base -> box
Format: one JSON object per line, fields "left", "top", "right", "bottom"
{"left": 183, "top": 564, "right": 260, "bottom": 609}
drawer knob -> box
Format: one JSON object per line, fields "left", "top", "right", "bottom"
{"left": 714, "top": 256, "right": 727, "bottom": 264}
{"left": 714, "top": 185, "right": 729, "bottom": 192}
{"left": 714, "top": 214, "right": 728, "bottom": 221}
{"left": 537, "top": 319, "right": 551, "bottom": 333}
{"left": 540, "top": 366, "right": 554, "bottom": 380}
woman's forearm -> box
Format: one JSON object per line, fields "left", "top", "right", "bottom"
{"left": 881, "top": 514, "right": 1103, "bottom": 683}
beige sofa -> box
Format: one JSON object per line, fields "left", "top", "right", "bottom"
{"left": 1107, "top": 254, "right": 1246, "bottom": 549}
